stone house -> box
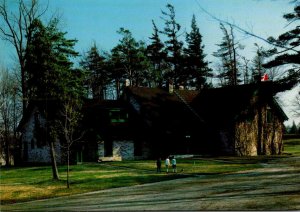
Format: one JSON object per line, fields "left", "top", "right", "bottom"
{"left": 17, "top": 101, "right": 62, "bottom": 164}
{"left": 191, "top": 82, "right": 288, "bottom": 156}
{"left": 17, "top": 82, "right": 288, "bottom": 164}
{"left": 121, "top": 82, "right": 287, "bottom": 157}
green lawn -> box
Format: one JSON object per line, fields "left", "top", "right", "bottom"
{"left": 283, "top": 138, "right": 300, "bottom": 156}
{"left": 1, "top": 137, "right": 299, "bottom": 205}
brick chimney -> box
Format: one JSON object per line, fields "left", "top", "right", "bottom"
{"left": 125, "top": 79, "right": 130, "bottom": 87}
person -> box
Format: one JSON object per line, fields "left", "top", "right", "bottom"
{"left": 165, "top": 156, "right": 170, "bottom": 173}
{"left": 171, "top": 156, "right": 177, "bottom": 173}
{"left": 156, "top": 157, "right": 161, "bottom": 173}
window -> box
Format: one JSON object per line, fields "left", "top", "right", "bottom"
{"left": 245, "top": 116, "right": 254, "bottom": 124}
{"left": 34, "top": 110, "right": 44, "bottom": 148}
{"left": 31, "top": 138, "right": 35, "bottom": 149}
{"left": 109, "top": 109, "right": 128, "bottom": 123}
{"left": 266, "top": 107, "right": 273, "bottom": 123}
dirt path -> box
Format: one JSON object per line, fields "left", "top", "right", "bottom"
{"left": 2, "top": 157, "right": 300, "bottom": 211}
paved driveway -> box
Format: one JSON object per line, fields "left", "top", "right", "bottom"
{"left": 2, "top": 158, "right": 300, "bottom": 211}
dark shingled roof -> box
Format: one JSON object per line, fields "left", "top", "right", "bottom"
{"left": 124, "top": 87, "right": 199, "bottom": 106}
{"left": 192, "top": 82, "right": 288, "bottom": 125}
{"left": 17, "top": 99, "right": 59, "bottom": 131}
{"left": 124, "top": 82, "right": 288, "bottom": 128}
{"left": 123, "top": 87, "right": 202, "bottom": 130}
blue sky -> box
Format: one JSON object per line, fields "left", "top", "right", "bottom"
{"left": 0, "top": 0, "right": 299, "bottom": 125}
{"left": 1, "top": 0, "right": 294, "bottom": 65}
{"left": 48, "top": 0, "right": 293, "bottom": 60}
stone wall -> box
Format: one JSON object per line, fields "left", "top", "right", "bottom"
{"left": 113, "top": 140, "right": 134, "bottom": 160}
{"left": 97, "top": 141, "right": 105, "bottom": 158}
{"left": 98, "top": 140, "right": 135, "bottom": 161}
{"left": 235, "top": 105, "right": 284, "bottom": 156}
{"left": 21, "top": 108, "right": 62, "bottom": 164}
{"left": 235, "top": 121, "right": 258, "bottom": 156}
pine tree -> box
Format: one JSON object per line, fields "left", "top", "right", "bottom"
{"left": 146, "top": 20, "right": 167, "bottom": 87}
{"left": 160, "top": 4, "right": 184, "bottom": 87}
{"left": 25, "top": 18, "right": 83, "bottom": 181}
{"left": 80, "top": 43, "right": 110, "bottom": 100}
{"left": 251, "top": 44, "right": 267, "bottom": 83}
{"left": 289, "top": 121, "right": 298, "bottom": 134}
{"left": 111, "top": 28, "right": 151, "bottom": 97}
{"left": 25, "top": 18, "right": 79, "bottom": 101}
{"left": 213, "top": 23, "right": 241, "bottom": 86}
{"left": 263, "top": 3, "right": 300, "bottom": 92}
{"left": 184, "top": 15, "right": 212, "bottom": 89}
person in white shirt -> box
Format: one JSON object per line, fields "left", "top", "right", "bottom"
{"left": 165, "top": 157, "right": 170, "bottom": 173}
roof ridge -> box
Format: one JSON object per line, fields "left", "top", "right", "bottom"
{"left": 173, "top": 90, "right": 205, "bottom": 123}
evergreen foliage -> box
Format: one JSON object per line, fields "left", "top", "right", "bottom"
{"left": 184, "top": 15, "right": 212, "bottom": 89}
{"left": 24, "top": 18, "right": 84, "bottom": 180}
{"left": 146, "top": 20, "right": 168, "bottom": 88}
{"left": 263, "top": 3, "right": 300, "bottom": 92}
{"left": 251, "top": 44, "right": 268, "bottom": 83}
{"left": 213, "top": 23, "right": 242, "bottom": 86}
{"left": 25, "top": 18, "right": 79, "bottom": 101}
{"left": 110, "top": 28, "right": 151, "bottom": 97}
{"left": 160, "top": 4, "right": 184, "bottom": 87}
{"left": 80, "top": 43, "right": 110, "bottom": 100}
{"left": 289, "top": 121, "right": 298, "bottom": 134}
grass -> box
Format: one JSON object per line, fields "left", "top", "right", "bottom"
{"left": 0, "top": 163, "right": 185, "bottom": 204}
{"left": 283, "top": 138, "right": 300, "bottom": 156}
{"left": 1, "top": 137, "right": 299, "bottom": 205}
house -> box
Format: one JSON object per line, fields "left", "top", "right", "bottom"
{"left": 121, "top": 82, "right": 287, "bottom": 157}
{"left": 17, "top": 100, "right": 63, "bottom": 164}
{"left": 17, "top": 82, "right": 288, "bottom": 164}
{"left": 122, "top": 86, "right": 203, "bottom": 158}
{"left": 80, "top": 99, "right": 136, "bottom": 162}
{"left": 191, "top": 82, "right": 288, "bottom": 156}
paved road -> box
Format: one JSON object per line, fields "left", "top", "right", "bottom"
{"left": 2, "top": 158, "right": 300, "bottom": 211}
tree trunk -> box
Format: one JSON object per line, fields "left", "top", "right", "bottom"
{"left": 116, "top": 79, "right": 120, "bottom": 99}
{"left": 257, "top": 91, "right": 262, "bottom": 155}
{"left": 4, "top": 112, "right": 10, "bottom": 167}
{"left": 21, "top": 65, "right": 27, "bottom": 116}
{"left": 49, "top": 141, "right": 59, "bottom": 180}
{"left": 5, "top": 131, "right": 10, "bottom": 167}
{"left": 67, "top": 147, "right": 70, "bottom": 188}
{"left": 231, "top": 27, "right": 238, "bottom": 86}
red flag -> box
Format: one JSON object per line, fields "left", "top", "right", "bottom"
{"left": 261, "top": 73, "right": 269, "bottom": 81}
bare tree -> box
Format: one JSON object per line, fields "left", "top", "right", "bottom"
{"left": 0, "top": 0, "right": 48, "bottom": 114}
{"left": 240, "top": 56, "right": 250, "bottom": 84}
{"left": 195, "top": 1, "right": 299, "bottom": 54}
{"left": 0, "top": 67, "right": 20, "bottom": 166}
{"left": 59, "top": 96, "right": 84, "bottom": 188}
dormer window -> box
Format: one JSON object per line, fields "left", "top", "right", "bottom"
{"left": 109, "top": 108, "right": 128, "bottom": 123}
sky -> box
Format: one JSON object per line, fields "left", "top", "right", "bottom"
{"left": 0, "top": 0, "right": 299, "bottom": 126}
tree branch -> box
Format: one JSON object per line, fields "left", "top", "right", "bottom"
{"left": 194, "top": 0, "right": 300, "bottom": 54}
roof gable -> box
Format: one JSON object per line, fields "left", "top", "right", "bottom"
{"left": 192, "top": 82, "right": 288, "bottom": 123}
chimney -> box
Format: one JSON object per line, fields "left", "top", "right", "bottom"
{"left": 125, "top": 79, "right": 130, "bottom": 87}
